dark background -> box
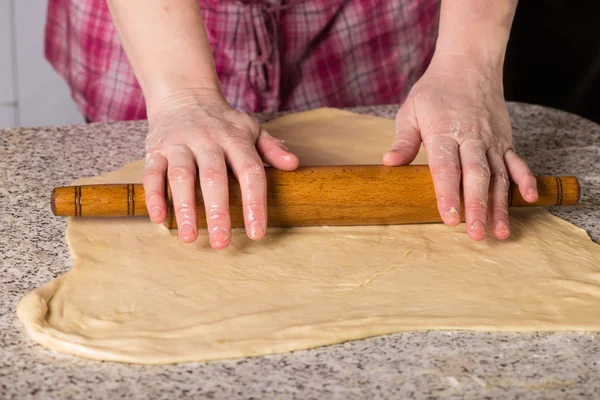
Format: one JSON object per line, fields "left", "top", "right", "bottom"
{"left": 504, "top": 0, "right": 600, "bottom": 124}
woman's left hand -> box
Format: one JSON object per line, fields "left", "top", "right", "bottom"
{"left": 383, "top": 54, "right": 539, "bottom": 240}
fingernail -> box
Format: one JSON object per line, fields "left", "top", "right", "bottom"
{"left": 179, "top": 222, "right": 196, "bottom": 241}
{"left": 211, "top": 227, "right": 230, "bottom": 246}
{"left": 248, "top": 221, "right": 265, "bottom": 239}
{"left": 470, "top": 220, "right": 485, "bottom": 235}
{"left": 495, "top": 220, "right": 510, "bottom": 236}
{"left": 150, "top": 207, "right": 162, "bottom": 221}
{"left": 444, "top": 207, "right": 460, "bottom": 225}
{"left": 528, "top": 187, "right": 538, "bottom": 201}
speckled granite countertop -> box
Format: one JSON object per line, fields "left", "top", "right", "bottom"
{"left": 1, "top": 103, "right": 600, "bottom": 399}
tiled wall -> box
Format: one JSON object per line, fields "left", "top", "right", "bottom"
{"left": 0, "top": 0, "right": 84, "bottom": 129}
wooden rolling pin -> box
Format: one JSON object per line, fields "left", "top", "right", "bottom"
{"left": 51, "top": 165, "right": 580, "bottom": 229}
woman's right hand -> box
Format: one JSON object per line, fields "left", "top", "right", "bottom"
{"left": 143, "top": 88, "right": 299, "bottom": 249}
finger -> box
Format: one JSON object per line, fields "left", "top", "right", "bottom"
{"left": 256, "top": 129, "right": 299, "bottom": 170}
{"left": 459, "top": 139, "right": 491, "bottom": 241}
{"left": 167, "top": 145, "right": 198, "bottom": 244}
{"left": 143, "top": 152, "right": 168, "bottom": 223}
{"left": 196, "top": 147, "right": 231, "bottom": 249}
{"left": 424, "top": 136, "right": 462, "bottom": 226}
{"left": 487, "top": 148, "right": 511, "bottom": 240}
{"left": 225, "top": 144, "right": 267, "bottom": 241}
{"left": 504, "top": 149, "right": 538, "bottom": 202}
{"left": 383, "top": 105, "right": 421, "bottom": 166}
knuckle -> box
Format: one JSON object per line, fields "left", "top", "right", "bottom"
{"left": 195, "top": 146, "right": 224, "bottom": 166}
{"left": 425, "top": 122, "right": 457, "bottom": 138}
{"left": 176, "top": 204, "right": 194, "bottom": 216}
{"left": 465, "top": 201, "right": 488, "bottom": 213}
{"left": 201, "top": 167, "right": 228, "bottom": 186}
{"left": 145, "top": 145, "right": 161, "bottom": 155}
{"left": 431, "top": 158, "right": 461, "bottom": 176}
{"left": 489, "top": 184, "right": 509, "bottom": 203}
{"left": 465, "top": 162, "right": 491, "bottom": 179}
{"left": 493, "top": 209, "right": 509, "bottom": 219}
{"left": 145, "top": 192, "right": 164, "bottom": 204}
{"left": 218, "top": 122, "right": 258, "bottom": 145}
{"left": 425, "top": 134, "right": 455, "bottom": 147}
{"left": 168, "top": 166, "right": 196, "bottom": 183}
{"left": 470, "top": 111, "right": 492, "bottom": 130}
{"left": 478, "top": 119, "right": 494, "bottom": 138}
{"left": 490, "top": 171, "right": 509, "bottom": 188}
{"left": 242, "top": 162, "right": 266, "bottom": 184}
{"left": 194, "top": 129, "right": 219, "bottom": 146}
{"left": 167, "top": 142, "right": 190, "bottom": 153}
{"left": 234, "top": 140, "right": 258, "bottom": 155}
{"left": 234, "top": 112, "right": 260, "bottom": 131}
{"left": 491, "top": 196, "right": 508, "bottom": 208}
{"left": 195, "top": 140, "right": 221, "bottom": 154}
{"left": 143, "top": 169, "right": 164, "bottom": 182}
{"left": 425, "top": 135, "right": 459, "bottom": 158}
{"left": 437, "top": 193, "right": 460, "bottom": 206}
{"left": 245, "top": 200, "right": 265, "bottom": 215}
{"left": 487, "top": 146, "right": 504, "bottom": 164}
{"left": 393, "top": 138, "right": 419, "bottom": 148}
{"left": 246, "top": 115, "right": 261, "bottom": 130}
{"left": 145, "top": 138, "right": 169, "bottom": 153}
{"left": 206, "top": 209, "right": 230, "bottom": 221}
{"left": 492, "top": 198, "right": 508, "bottom": 210}
{"left": 491, "top": 205, "right": 509, "bottom": 220}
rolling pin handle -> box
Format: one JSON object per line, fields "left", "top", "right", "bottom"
{"left": 51, "top": 188, "right": 56, "bottom": 216}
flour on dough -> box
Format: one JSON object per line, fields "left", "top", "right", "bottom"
{"left": 17, "top": 108, "right": 600, "bottom": 364}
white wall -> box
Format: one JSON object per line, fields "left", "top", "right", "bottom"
{"left": 0, "top": 0, "right": 16, "bottom": 127}
{"left": 0, "top": 0, "right": 84, "bottom": 129}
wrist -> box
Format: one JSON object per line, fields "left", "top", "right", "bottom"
{"left": 146, "top": 86, "right": 228, "bottom": 121}
{"left": 435, "top": 0, "right": 517, "bottom": 74}
{"left": 434, "top": 35, "right": 507, "bottom": 75}
{"left": 428, "top": 51, "right": 504, "bottom": 85}
{"left": 145, "top": 78, "right": 223, "bottom": 114}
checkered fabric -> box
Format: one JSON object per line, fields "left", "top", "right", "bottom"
{"left": 45, "top": 0, "right": 440, "bottom": 121}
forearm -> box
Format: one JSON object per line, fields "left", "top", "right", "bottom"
{"left": 106, "top": 0, "right": 220, "bottom": 113}
{"left": 435, "top": 0, "right": 518, "bottom": 71}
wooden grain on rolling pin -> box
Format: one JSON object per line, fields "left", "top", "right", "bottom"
{"left": 51, "top": 165, "right": 580, "bottom": 229}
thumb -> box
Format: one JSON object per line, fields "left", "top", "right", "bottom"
{"left": 256, "top": 129, "right": 299, "bottom": 171}
{"left": 382, "top": 102, "right": 421, "bottom": 166}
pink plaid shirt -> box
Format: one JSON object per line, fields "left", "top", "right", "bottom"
{"left": 45, "top": 0, "right": 440, "bottom": 122}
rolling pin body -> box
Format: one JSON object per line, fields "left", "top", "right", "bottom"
{"left": 51, "top": 165, "right": 580, "bottom": 229}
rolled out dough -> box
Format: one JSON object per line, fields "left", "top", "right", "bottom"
{"left": 17, "top": 108, "right": 600, "bottom": 364}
